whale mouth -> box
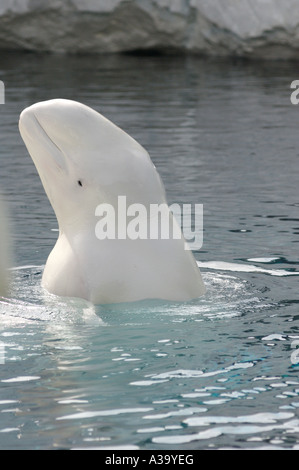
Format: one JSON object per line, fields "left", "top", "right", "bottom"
{"left": 33, "top": 114, "right": 66, "bottom": 169}
{"left": 19, "top": 107, "right": 67, "bottom": 172}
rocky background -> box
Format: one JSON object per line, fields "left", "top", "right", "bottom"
{"left": 0, "top": 0, "right": 299, "bottom": 58}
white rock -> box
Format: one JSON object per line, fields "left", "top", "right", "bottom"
{"left": 0, "top": 0, "right": 299, "bottom": 57}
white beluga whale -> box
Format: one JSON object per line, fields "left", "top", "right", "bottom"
{"left": 19, "top": 99, "right": 205, "bottom": 304}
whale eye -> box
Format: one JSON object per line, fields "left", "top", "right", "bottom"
{"left": 78, "top": 180, "right": 83, "bottom": 187}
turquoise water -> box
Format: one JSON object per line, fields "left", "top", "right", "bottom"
{"left": 0, "top": 53, "right": 298, "bottom": 450}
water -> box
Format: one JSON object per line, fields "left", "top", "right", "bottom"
{"left": 0, "top": 52, "right": 298, "bottom": 450}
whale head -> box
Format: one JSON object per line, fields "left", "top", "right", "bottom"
{"left": 19, "top": 99, "right": 164, "bottom": 232}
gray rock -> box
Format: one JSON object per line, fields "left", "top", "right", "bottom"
{"left": 0, "top": 0, "right": 299, "bottom": 58}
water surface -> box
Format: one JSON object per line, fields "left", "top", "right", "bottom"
{"left": 0, "top": 52, "right": 298, "bottom": 450}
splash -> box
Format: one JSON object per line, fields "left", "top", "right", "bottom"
{"left": 0, "top": 262, "right": 274, "bottom": 326}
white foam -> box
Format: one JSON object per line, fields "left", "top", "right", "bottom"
{"left": 198, "top": 260, "right": 299, "bottom": 277}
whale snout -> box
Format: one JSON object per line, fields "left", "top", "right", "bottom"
{"left": 21, "top": 99, "right": 94, "bottom": 152}
{"left": 20, "top": 99, "right": 71, "bottom": 133}
{"left": 20, "top": 101, "right": 57, "bottom": 135}
{"left": 19, "top": 101, "right": 53, "bottom": 140}
{"left": 19, "top": 105, "right": 36, "bottom": 134}
{"left": 19, "top": 101, "right": 69, "bottom": 172}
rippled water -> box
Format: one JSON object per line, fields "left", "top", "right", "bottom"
{"left": 0, "top": 52, "right": 298, "bottom": 450}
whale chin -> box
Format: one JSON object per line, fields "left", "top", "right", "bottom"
{"left": 19, "top": 99, "right": 206, "bottom": 305}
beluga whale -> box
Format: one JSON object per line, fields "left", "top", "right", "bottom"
{"left": 19, "top": 99, "right": 205, "bottom": 304}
